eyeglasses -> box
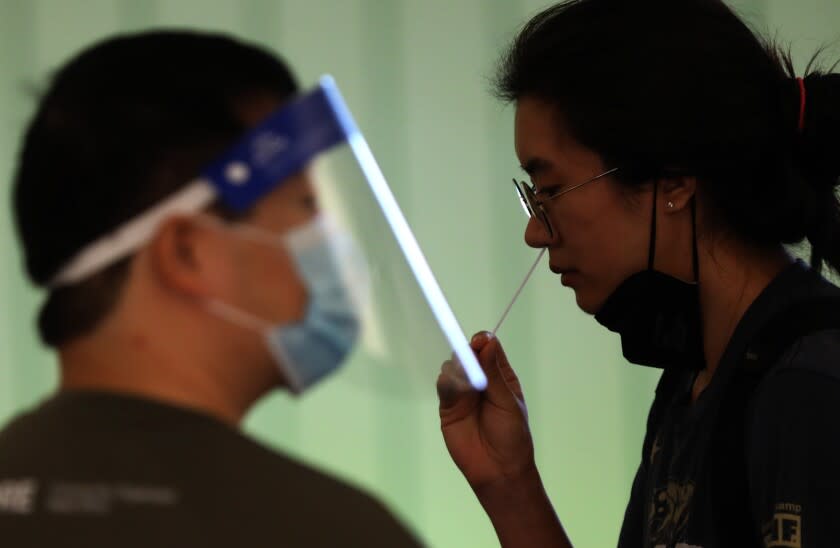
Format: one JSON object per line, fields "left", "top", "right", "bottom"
{"left": 512, "top": 167, "right": 619, "bottom": 237}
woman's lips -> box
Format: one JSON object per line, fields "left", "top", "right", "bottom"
{"left": 550, "top": 264, "right": 576, "bottom": 275}
{"left": 550, "top": 265, "right": 580, "bottom": 286}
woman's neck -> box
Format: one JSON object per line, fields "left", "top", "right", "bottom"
{"left": 693, "top": 243, "right": 793, "bottom": 399}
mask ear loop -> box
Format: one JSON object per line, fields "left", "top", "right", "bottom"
{"left": 205, "top": 299, "right": 272, "bottom": 334}
{"left": 648, "top": 180, "right": 658, "bottom": 270}
{"left": 652, "top": 181, "right": 701, "bottom": 283}
{"left": 690, "top": 197, "right": 699, "bottom": 284}
{"left": 689, "top": 193, "right": 705, "bottom": 370}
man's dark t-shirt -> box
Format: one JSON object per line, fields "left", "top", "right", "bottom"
{"left": 0, "top": 391, "right": 423, "bottom": 547}
{"left": 618, "top": 261, "right": 840, "bottom": 548}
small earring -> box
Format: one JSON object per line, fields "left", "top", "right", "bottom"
{"left": 666, "top": 201, "right": 675, "bottom": 209}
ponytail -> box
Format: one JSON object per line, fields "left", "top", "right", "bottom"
{"left": 790, "top": 69, "right": 840, "bottom": 274}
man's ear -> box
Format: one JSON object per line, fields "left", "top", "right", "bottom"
{"left": 660, "top": 175, "right": 697, "bottom": 213}
{"left": 147, "top": 215, "right": 230, "bottom": 298}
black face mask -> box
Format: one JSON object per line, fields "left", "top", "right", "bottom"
{"left": 594, "top": 183, "right": 704, "bottom": 370}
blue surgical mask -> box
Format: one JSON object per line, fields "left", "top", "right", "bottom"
{"left": 207, "top": 215, "right": 369, "bottom": 394}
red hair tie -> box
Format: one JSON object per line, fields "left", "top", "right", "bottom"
{"left": 796, "top": 77, "right": 807, "bottom": 133}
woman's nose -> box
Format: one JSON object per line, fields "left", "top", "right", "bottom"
{"left": 524, "top": 216, "right": 552, "bottom": 248}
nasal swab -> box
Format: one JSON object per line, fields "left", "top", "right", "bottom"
{"left": 491, "top": 248, "right": 546, "bottom": 336}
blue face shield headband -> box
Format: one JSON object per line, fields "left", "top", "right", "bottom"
{"left": 51, "top": 76, "right": 357, "bottom": 286}
{"left": 50, "top": 76, "right": 487, "bottom": 395}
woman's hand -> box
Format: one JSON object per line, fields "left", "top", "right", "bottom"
{"left": 437, "top": 331, "right": 536, "bottom": 491}
{"left": 437, "top": 331, "right": 572, "bottom": 548}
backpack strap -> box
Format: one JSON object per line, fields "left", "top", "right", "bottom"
{"left": 740, "top": 298, "right": 840, "bottom": 375}
{"left": 711, "top": 296, "right": 840, "bottom": 544}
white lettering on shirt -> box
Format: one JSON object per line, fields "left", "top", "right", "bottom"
{"left": 0, "top": 478, "right": 37, "bottom": 514}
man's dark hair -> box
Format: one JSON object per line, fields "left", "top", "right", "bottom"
{"left": 12, "top": 30, "right": 299, "bottom": 347}
{"left": 496, "top": 0, "right": 840, "bottom": 273}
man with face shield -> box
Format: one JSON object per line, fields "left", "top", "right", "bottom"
{"left": 0, "top": 31, "right": 423, "bottom": 547}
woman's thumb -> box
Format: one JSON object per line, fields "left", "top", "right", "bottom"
{"left": 437, "top": 356, "right": 474, "bottom": 409}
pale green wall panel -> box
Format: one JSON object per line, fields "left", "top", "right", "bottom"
{"left": 116, "top": 0, "right": 158, "bottom": 30}
{"left": 1, "top": 1, "right": 838, "bottom": 547}
{"left": 156, "top": 0, "right": 240, "bottom": 33}
{"left": 238, "top": 0, "right": 283, "bottom": 50}
{"left": 767, "top": 0, "right": 840, "bottom": 69}
{"left": 31, "top": 0, "right": 121, "bottom": 71}
{"left": 728, "top": 0, "right": 767, "bottom": 22}
{"left": 0, "top": 0, "right": 55, "bottom": 422}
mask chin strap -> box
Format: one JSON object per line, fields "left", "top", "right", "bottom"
{"left": 648, "top": 181, "right": 658, "bottom": 270}
{"left": 648, "top": 180, "right": 700, "bottom": 284}
{"left": 690, "top": 196, "right": 699, "bottom": 284}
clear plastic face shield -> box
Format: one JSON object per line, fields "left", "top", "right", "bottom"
{"left": 50, "top": 76, "right": 487, "bottom": 396}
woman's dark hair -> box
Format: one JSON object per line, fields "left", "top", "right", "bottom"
{"left": 12, "top": 30, "right": 299, "bottom": 347}
{"left": 496, "top": 0, "right": 840, "bottom": 274}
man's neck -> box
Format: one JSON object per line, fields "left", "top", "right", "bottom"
{"left": 58, "top": 328, "right": 270, "bottom": 426}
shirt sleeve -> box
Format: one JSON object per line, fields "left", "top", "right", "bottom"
{"left": 747, "top": 368, "right": 840, "bottom": 548}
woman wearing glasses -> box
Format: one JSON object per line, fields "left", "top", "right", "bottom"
{"left": 438, "top": 1, "right": 840, "bottom": 547}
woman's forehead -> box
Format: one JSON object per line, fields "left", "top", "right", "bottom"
{"left": 514, "top": 99, "right": 605, "bottom": 180}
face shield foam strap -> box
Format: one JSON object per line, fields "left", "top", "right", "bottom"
{"left": 49, "top": 76, "right": 358, "bottom": 288}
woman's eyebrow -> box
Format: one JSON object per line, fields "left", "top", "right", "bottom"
{"left": 520, "top": 157, "right": 552, "bottom": 177}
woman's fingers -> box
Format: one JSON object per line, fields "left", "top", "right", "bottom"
{"left": 438, "top": 330, "right": 527, "bottom": 419}
{"left": 490, "top": 337, "right": 526, "bottom": 405}
{"left": 472, "top": 333, "right": 527, "bottom": 416}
